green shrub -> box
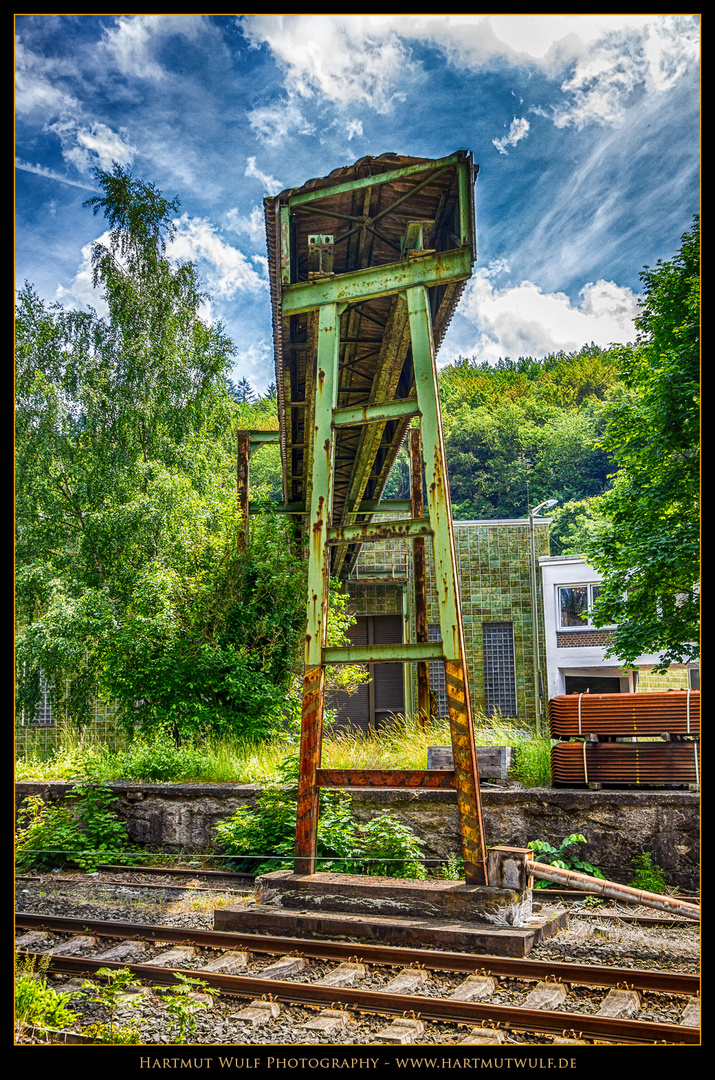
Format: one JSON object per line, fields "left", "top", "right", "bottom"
{"left": 15, "top": 782, "right": 139, "bottom": 872}
{"left": 527, "top": 833, "right": 605, "bottom": 889}
{"left": 353, "top": 812, "right": 427, "bottom": 879}
{"left": 114, "top": 734, "right": 208, "bottom": 782}
{"left": 433, "top": 852, "right": 465, "bottom": 880}
{"left": 213, "top": 770, "right": 426, "bottom": 879}
{"left": 15, "top": 957, "right": 79, "bottom": 1032}
{"left": 156, "top": 973, "right": 219, "bottom": 1043}
{"left": 628, "top": 852, "right": 668, "bottom": 894}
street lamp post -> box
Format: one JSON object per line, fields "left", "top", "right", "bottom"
{"left": 529, "top": 499, "right": 558, "bottom": 735}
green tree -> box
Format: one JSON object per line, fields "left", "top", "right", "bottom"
{"left": 437, "top": 347, "right": 617, "bottom": 520}
{"left": 228, "top": 376, "right": 256, "bottom": 404}
{"left": 15, "top": 165, "right": 305, "bottom": 740}
{"left": 586, "top": 218, "right": 700, "bottom": 669}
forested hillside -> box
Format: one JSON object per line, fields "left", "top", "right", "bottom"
{"left": 235, "top": 345, "right": 622, "bottom": 555}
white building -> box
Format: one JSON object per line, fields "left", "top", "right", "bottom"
{"left": 539, "top": 555, "right": 699, "bottom": 700}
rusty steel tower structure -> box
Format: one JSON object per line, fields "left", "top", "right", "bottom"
{"left": 255, "top": 151, "right": 488, "bottom": 885}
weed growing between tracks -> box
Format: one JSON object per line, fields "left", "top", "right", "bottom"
{"left": 15, "top": 954, "right": 80, "bottom": 1037}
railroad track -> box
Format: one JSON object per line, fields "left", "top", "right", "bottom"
{"left": 16, "top": 913, "right": 700, "bottom": 1045}
{"left": 16, "top": 870, "right": 700, "bottom": 927}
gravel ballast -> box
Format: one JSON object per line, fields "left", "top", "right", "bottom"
{"left": 15, "top": 870, "right": 700, "bottom": 1048}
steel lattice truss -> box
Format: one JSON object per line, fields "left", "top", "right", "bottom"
{"left": 258, "top": 151, "right": 489, "bottom": 883}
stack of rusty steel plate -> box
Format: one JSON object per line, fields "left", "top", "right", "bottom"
{"left": 548, "top": 691, "right": 699, "bottom": 788}
{"left": 548, "top": 690, "right": 700, "bottom": 739}
{"left": 550, "top": 739, "right": 700, "bottom": 787}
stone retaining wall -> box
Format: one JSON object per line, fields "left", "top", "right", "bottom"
{"left": 15, "top": 781, "right": 699, "bottom": 891}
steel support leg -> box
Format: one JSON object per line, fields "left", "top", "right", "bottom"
{"left": 295, "top": 303, "right": 340, "bottom": 875}
{"left": 237, "top": 431, "right": 250, "bottom": 553}
{"left": 409, "top": 428, "right": 431, "bottom": 724}
{"left": 407, "top": 285, "right": 489, "bottom": 885}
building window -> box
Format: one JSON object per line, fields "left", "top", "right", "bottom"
{"left": 483, "top": 622, "right": 517, "bottom": 717}
{"left": 21, "top": 675, "right": 54, "bottom": 727}
{"left": 428, "top": 625, "right": 448, "bottom": 718}
{"left": 558, "top": 584, "right": 604, "bottom": 629}
{"left": 327, "top": 613, "right": 404, "bottom": 734}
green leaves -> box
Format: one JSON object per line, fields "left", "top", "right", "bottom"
{"left": 16, "top": 166, "right": 306, "bottom": 740}
{"left": 438, "top": 347, "right": 615, "bottom": 519}
{"left": 527, "top": 833, "right": 604, "bottom": 889}
{"left": 156, "top": 973, "right": 219, "bottom": 1043}
{"left": 586, "top": 218, "right": 700, "bottom": 669}
{"left": 214, "top": 781, "right": 427, "bottom": 879}
{"left": 15, "top": 783, "right": 138, "bottom": 872}
{"left": 15, "top": 968, "right": 79, "bottom": 1032}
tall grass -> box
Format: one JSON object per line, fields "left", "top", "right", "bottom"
{"left": 16, "top": 714, "right": 553, "bottom": 787}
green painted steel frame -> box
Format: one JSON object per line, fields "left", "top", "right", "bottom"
{"left": 323, "top": 641, "right": 445, "bottom": 665}
{"left": 279, "top": 152, "right": 474, "bottom": 287}
{"left": 291, "top": 152, "right": 487, "bottom": 883}
{"left": 326, "top": 517, "right": 432, "bottom": 545}
{"left": 281, "top": 248, "right": 472, "bottom": 315}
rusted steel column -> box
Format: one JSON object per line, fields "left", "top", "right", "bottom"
{"left": 295, "top": 302, "right": 340, "bottom": 875}
{"left": 295, "top": 664, "right": 325, "bottom": 874}
{"left": 237, "top": 431, "right": 250, "bottom": 552}
{"left": 407, "top": 284, "right": 488, "bottom": 886}
{"left": 409, "top": 428, "right": 430, "bottom": 725}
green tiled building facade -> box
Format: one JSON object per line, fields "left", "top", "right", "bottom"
{"left": 344, "top": 518, "right": 551, "bottom": 728}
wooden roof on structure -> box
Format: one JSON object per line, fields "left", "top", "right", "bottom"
{"left": 264, "top": 150, "right": 477, "bottom": 576}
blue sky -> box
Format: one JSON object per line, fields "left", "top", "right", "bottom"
{"left": 15, "top": 14, "right": 700, "bottom": 394}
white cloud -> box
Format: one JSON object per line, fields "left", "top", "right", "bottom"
{"left": 168, "top": 214, "right": 266, "bottom": 298}
{"left": 240, "top": 15, "right": 411, "bottom": 113}
{"left": 551, "top": 16, "right": 700, "bottom": 130}
{"left": 345, "top": 118, "right": 363, "bottom": 140}
{"left": 247, "top": 96, "right": 316, "bottom": 147}
{"left": 15, "top": 158, "right": 97, "bottom": 191}
{"left": 49, "top": 119, "right": 136, "bottom": 174}
{"left": 251, "top": 254, "right": 269, "bottom": 277}
{"left": 56, "top": 215, "right": 267, "bottom": 312}
{"left": 225, "top": 204, "right": 265, "bottom": 245}
{"left": 230, "top": 339, "right": 275, "bottom": 395}
{"left": 14, "top": 35, "right": 79, "bottom": 118}
{"left": 54, "top": 213, "right": 267, "bottom": 322}
{"left": 16, "top": 34, "right": 136, "bottom": 177}
{"left": 55, "top": 232, "right": 110, "bottom": 313}
{"left": 446, "top": 261, "right": 640, "bottom": 364}
{"left": 492, "top": 116, "right": 530, "bottom": 155}
{"left": 244, "top": 156, "right": 282, "bottom": 195}
{"left": 240, "top": 14, "right": 698, "bottom": 128}
{"left": 100, "top": 15, "right": 204, "bottom": 81}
